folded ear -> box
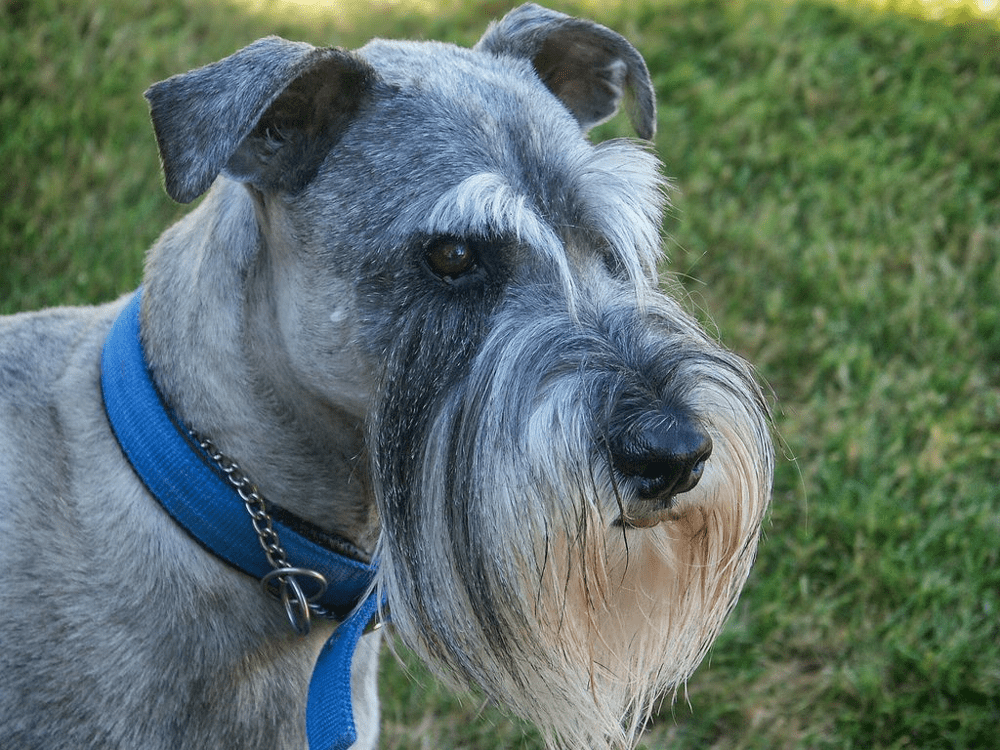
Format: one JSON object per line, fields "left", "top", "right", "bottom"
{"left": 474, "top": 3, "right": 656, "bottom": 139}
{"left": 145, "top": 37, "right": 375, "bottom": 203}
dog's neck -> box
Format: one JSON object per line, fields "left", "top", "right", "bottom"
{"left": 102, "top": 285, "right": 384, "bottom": 750}
{"left": 141, "top": 180, "right": 380, "bottom": 552}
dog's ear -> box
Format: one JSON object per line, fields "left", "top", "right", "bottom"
{"left": 475, "top": 3, "right": 656, "bottom": 139}
{"left": 145, "top": 37, "right": 375, "bottom": 204}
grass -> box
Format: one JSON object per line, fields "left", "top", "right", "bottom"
{"left": 3, "top": 0, "right": 998, "bottom": 747}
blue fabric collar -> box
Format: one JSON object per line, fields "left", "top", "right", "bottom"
{"left": 101, "top": 288, "right": 379, "bottom": 750}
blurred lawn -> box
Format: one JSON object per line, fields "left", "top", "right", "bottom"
{"left": 2, "top": 0, "right": 998, "bottom": 747}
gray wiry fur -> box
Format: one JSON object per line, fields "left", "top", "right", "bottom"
{"left": 0, "top": 5, "right": 772, "bottom": 749}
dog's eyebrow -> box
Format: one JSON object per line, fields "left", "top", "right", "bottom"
{"left": 571, "top": 141, "right": 668, "bottom": 287}
{"left": 424, "top": 172, "right": 559, "bottom": 249}
{"left": 423, "top": 172, "right": 576, "bottom": 298}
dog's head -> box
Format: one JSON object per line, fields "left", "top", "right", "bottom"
{"left": 144, "top": 5, "right": 772, "bottom": 747}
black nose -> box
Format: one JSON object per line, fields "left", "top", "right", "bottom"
{"left": 608, "top": 407, "right": 713, "bottom": 526}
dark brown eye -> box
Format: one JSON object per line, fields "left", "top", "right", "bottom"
{"left": 425, "top": 238, "right": 478, "bottom": 281}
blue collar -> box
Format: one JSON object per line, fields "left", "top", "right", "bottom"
{"left": 101, "top": 288, "right": 380, "bottom": 750}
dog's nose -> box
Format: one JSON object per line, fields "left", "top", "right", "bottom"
{"left": 608, "top": 407, "right": 713, "bottom": 528}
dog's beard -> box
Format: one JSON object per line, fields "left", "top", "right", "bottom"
{"left": 369, "top": 295, "right": 772, "bottom": 749}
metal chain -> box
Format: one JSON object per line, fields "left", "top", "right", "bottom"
{"left": 193, "top": 432, "right": 336, "bottom": 635}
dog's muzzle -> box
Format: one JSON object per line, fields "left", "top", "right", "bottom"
{"left": 369, "top": 278, "right": 773, "bottom": 750}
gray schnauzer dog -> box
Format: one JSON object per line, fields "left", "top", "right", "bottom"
{"left": 0, "top": 4, "right": 773, "bottom": 749}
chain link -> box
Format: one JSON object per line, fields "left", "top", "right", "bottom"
{"left": 193, "top": 432, "right": 336, "bottom": 634}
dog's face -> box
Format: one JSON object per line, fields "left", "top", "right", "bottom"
{"left": 142, "top": 6, "right": 772, "bottom": 747}
{"left": 242, "top": 37, "right": 666, "bottom": 421}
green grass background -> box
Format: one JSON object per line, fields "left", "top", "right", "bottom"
{"left": 2, "top": 0, "right": 997, "bottom": 747}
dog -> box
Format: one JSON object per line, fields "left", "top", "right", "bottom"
{"left": 0, "top": 5, "right": 773, "bottom": 748}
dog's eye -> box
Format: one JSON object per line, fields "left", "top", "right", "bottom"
{"left": 425, "top": 238, "right": 479, "bottom": 282}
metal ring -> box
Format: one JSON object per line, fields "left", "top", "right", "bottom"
{"left": 261, "top": 567, "right": 328, "bottom": 601}
{"left": 261, "top": 568, "right": 329, "bottom": 636}
{"left": 281, "top": 574, "right": 311, "bottom": 636}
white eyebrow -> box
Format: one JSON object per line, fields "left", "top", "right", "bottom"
{"left": 423, "top": 172, "right": 576, "bottom": 303}
{"left": 571, "top": 140, "right": 669, "bottom": 288}
{"left": 423, "top": 172, "right": 556, "bottom": 247}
